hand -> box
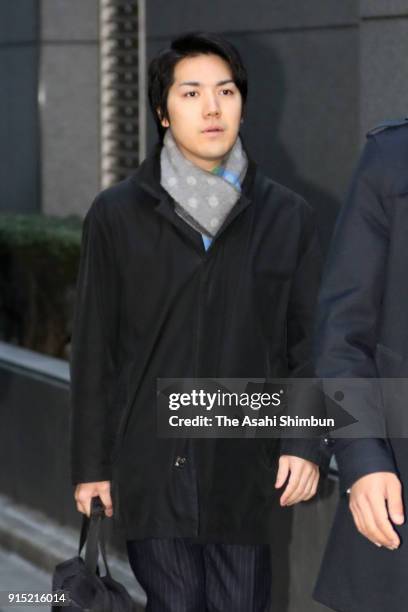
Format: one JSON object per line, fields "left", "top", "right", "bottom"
{"left": 275, "top": 455, "right": 319, "bottom": 506}
{"left": 74, "top": 481, "right": 113, "bottom": 518}
{"left": 349, "top": 472, "right": 404, "bottom": 550}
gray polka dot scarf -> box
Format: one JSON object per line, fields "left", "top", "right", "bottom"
{"left": 160, "top": 129, "right": 248, "bottom": 238}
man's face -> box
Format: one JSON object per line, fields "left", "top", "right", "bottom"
{"left": 160, "top": 53, "right": 243, "bottom": 171}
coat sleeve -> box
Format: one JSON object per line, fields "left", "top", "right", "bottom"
{"left": 69, "top": 195, "right": 121, "bottom": 485}
{"left": 315, "top": 136, "right": 397, "bottom": 492}
{"left": 280, "top": 201, "right": 332, "bottom": 470}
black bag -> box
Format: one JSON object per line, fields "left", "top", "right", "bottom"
{"left": 52, "top": 497, "right": 137, "bottom": 611}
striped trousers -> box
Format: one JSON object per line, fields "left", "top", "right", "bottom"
{"left": 127, "top": 538, "right": 271, "bottom": 612}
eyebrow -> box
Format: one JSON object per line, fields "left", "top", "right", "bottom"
{"left": 178, "top": 79, "right": 235, "bottom": 87}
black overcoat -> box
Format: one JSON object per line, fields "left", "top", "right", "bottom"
{"left": 69, "top": 143, "right": 327, "bottom": 544}
{"left": 314, "top": 119, "right": 408, "bottom": 611}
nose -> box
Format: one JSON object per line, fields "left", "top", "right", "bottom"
{"left": 203, "top": 91, "right": 221, "bottom": 117}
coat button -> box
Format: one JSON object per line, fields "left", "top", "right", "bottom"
{"left": 174, "top": 456, "right": 187, "bottom": 468}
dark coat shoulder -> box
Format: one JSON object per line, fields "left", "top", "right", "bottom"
{"left": 365, "top": 118, "right": 408, "bottom": 196}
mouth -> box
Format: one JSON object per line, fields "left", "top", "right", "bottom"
{"left": 202, "top": 126, "right": 225, "bottom": 134}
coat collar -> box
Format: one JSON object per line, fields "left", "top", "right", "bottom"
{"left": 130, "top": 139, "right": 257, "bottom": 255}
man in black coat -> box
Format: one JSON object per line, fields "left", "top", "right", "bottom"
{"left": 70, "top": 32, "right": 327, "bottom": 611}
{"left": 314, "top": 118, "right": 408, "bottom": 612}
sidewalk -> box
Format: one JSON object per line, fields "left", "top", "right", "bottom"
{"left": 0, "top": 548, "right": 51, "bottom": 611}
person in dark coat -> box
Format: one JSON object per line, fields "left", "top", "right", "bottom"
{"left": 314, "top": 118, "right": 408, "bottom": 612}
{"left": 70, "top": 32, "right": 328, "bottom": 611}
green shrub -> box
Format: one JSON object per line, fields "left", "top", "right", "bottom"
{"left": 0, "top": 213, "right": 83, "bottom": 359}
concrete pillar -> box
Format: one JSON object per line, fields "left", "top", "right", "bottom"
{"left": 39, "top": 0, "right": 100, "bottom": 217}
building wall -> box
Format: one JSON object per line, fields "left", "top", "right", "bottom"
{"left": 0, "top": 1, "right": 101, "bottom": 217}
{"left": 3, "top": 1, "right": 408, "bottom": 225}
{"left": 38, "top": 0, "right": 100, "bottom": 217}
{"left": 360, "top": 1, "right": 408, "bottom": 139}
{"left": 0, "top": 1, "right": 40, "bottom": 213}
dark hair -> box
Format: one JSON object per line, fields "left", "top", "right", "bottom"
{"left": 148, "top": 31, "right": 248, "bottom": 141}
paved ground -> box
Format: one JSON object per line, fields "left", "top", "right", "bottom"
{"left": 0, "top": 548, "right": 51, "bottom": 611}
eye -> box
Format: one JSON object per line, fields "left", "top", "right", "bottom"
{"left": 183, "top": 91, "right": 199, "bottom": 98}
{"left": 220, "top": 88, "right": 234, "bottom": 96}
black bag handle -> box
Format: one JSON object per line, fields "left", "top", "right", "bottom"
{"left": 78, "top": 496, "right": 111, "bottom": 577}
{"left": 78, "top": 497, "right": 104, "bottom": 553}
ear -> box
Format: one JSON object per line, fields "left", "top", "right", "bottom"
{"left": 156, "top": 107, "right": 170, "bottom": 128}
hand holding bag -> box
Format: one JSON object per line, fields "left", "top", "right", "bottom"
{"left": 52, "top": 496, "right": 137, "bottom": 611}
